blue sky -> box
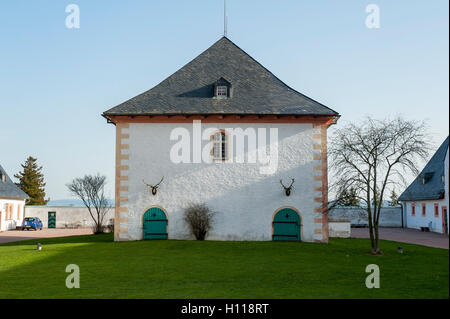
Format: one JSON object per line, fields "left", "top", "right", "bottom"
{"left": 0, "top": 0, "right": 448, "bottom": 200}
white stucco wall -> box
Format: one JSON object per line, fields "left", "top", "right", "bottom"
{"left": 403, "top": 200, "right": 447, "bottom": 233}
{"left": 0, "top": 198, "right": 26, "bottom": 231}
{"left": 25, "top": 206, "right": 114, "bottom": 228}
{"left": 328, "top": 207, "right": 403, "bottom": 227}
{"left": 119, "top": 122, "right": 324, "bottom": 242}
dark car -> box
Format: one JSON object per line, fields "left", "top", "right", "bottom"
{"left": 22, "top": 217, "right": 43, "bottom": 231}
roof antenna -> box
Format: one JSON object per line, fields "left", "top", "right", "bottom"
{"left": 224, "top": 0, "right": 228, "bottom": 37}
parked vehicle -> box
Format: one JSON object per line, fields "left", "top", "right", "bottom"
{"left": 22, "top": 217, "right": 43, "bottom": 231}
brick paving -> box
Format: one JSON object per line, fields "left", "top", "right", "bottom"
{"left": 2, "top": 227, "right": 448, "bottom": 249}
{"left": 351, "top": 227, "right": 449, "bottom": 249}
{"left": 0, "top": 228, "right": 92, "bottom": 244}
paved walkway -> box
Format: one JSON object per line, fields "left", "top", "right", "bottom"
{"left": 351, "top": 227, "right": 449, "bottom": 249}
{"left": 2, "top": 227, "right": 448, "bottom": 249}
{"left": 0, "top": 228, "right": 92, "bottom": 244}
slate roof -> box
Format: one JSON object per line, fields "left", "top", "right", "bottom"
{"left": 0, "top": 164, "right": 29, "bottom": 200}
{"left": 399, "top": 137, "right": 449, "bottom": 201}
{"left": 103, "top": 37, "right": 339, "bottom": 117}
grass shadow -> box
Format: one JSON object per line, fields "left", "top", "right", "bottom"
{"left": 0, "top": 233, "right": 113, "bottom": 247}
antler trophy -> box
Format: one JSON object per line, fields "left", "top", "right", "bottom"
{"left": 280, "top": 178, "right": 295, "bottom": 196}
{"left": 143, "top": 177, "right": 164, "bottom": 196}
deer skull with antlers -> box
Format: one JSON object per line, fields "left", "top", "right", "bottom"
{"left": 143, "top": 177, "right": 164, "bottom": 196}
{"left": 280, "top": 178, "right": 295, "bottom": 196}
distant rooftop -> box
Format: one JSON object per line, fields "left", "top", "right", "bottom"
{"left": 43, "top": 199, "right": 115, "bottom": 207}
{"left": 328, "top": 200, "right": 400, "bottom": 209}
{"left": 0, "top": 164, "right": 29, "bottom": 200}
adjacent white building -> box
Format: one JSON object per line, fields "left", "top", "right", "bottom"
{"left": 25, "top": 205, "right": 114, "bottom": 229}
{"left": 399, "top": 137, "right": 449, "bottom": 234}
{"left": 0, "top": 164, "right": 29, "bottom": 231}
{"left": 103, "top": 37, "right": 340, "bottom": 243}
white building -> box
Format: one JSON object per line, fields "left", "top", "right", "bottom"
{"left": 399, "top": 137, "right": 449, "bottom": 234}
{"left": 102, "top": 37, "right": 340, "bottom": 242}
{"left": 0, "top": 164, "right": 29, "bottom": 231}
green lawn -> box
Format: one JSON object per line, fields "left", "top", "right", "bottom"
{"left": 0, "top": 234, "right": 448, "bottom": 299}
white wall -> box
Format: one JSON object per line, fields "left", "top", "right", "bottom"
{"left": 328, "top": 220, "right": 351, "bottom": 238}
{"left": 404, "top": 200, "right": 447, "bottom": 233}
{"left": 0, "top": 198, "right": 26, "bottom": 231}
{"left": 120, "top": 122, "right": 324, "bottom": 242}
{"left": 329, "top": 207, "right": 403, "bottom": 227}
{"left": 25, "top": 206, "right": 114, "bottom": 228}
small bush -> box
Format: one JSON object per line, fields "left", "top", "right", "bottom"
{"left": 184, "top": 203, "right": 215, "bottom": 240}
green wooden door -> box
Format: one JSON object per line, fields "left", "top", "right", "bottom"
{"left": 143, "top": 207, "right": 168, "bottom": 240}
{"left": 48, "top": 212, "right": 56, "bottom": 228}
{"left": 272, "top": 208, "right": 301, "bottom": 241}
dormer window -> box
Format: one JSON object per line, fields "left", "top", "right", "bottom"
{"left": 0, "top": 172, "right": 5, "bottom": 182}
{"left": 422, "top": 172, "right": 433, "bottom": 184}
{"left": 213, "top": 77, "right": 231, "bottom": 99}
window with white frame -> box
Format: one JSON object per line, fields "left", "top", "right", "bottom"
{"left": 212, "top": 131, "right": 228, "bottom": 161}
{"left": 216, "top": 86, "right": 228, "bottom": 97}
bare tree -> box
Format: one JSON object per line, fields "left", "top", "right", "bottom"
{"left": 329, "top": 117, "right": 431, "bottom": 254}
{"left": 66, "top": 174, "right": 112, "bottom": 234}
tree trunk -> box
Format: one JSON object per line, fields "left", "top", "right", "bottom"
{"left": 367, "top": 208, "right": 376, "bottom": 253}
{"left": 374, "top": 223, "right": 380, "bottom": 254}
{"left": 374, "top": 206, "right": 382, "bottom": 254}
{"left": 366, "top": 179, "right": 375, "bottom": 253}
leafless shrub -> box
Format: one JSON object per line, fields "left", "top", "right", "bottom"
{"left": 184, "top": 203, "right": 215, "bottom": 240}
{"left": 66, "top": 174, "right": 112, "bottom": 235}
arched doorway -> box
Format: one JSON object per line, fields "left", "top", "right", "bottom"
{"left": 272, "top": 207, "right": 301, "bottom": 241}
{"left": 143, "top": 207, "right": 168, "bottom": 240}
